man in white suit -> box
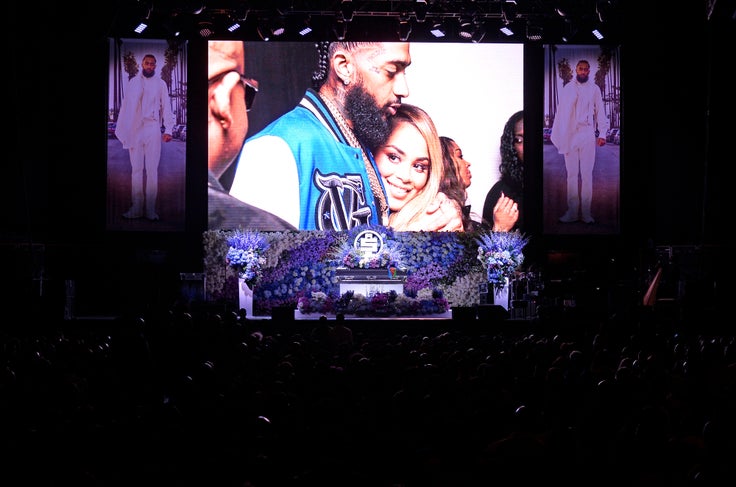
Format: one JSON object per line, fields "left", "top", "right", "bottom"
{"left": 551, "top": 59, "right": 609, "bottom": 224}
{"left": 115, "top": 53, "right": 176, "bottom": 221}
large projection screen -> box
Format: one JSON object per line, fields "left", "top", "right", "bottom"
{"left": 209, "top": 41, "right": 523, "bottom": 232}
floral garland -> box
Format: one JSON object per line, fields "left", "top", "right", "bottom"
{"left": 225, "top": 229, "right": 269, "bottom": 287}
{"left": 476, "top": 230, "right": 530, "bottom": 290}
{"left": 297, "top": 289, "right": 450, "bottom": 317}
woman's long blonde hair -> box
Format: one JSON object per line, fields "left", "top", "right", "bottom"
{"left": 383, "top": 104, "right": 444, "bottom": 230}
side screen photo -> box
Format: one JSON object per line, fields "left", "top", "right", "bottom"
{"left": 542, "top": 44, "right": 621, "bottom": 235}
{"left": 107, "top": 38, "right": 188, "bottom": 232}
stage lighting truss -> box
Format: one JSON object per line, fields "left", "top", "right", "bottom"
{"left": 113, "top": 1, "right": 621, "bottom": 44}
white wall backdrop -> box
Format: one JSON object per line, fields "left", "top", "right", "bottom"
{"left": 406, "top": 43, "right": 524, "bottom": 223}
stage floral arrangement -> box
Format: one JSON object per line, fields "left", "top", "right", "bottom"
{"left": 476, "top": 230, "right": 530, "bottom": 291}
{"left": 297, "top": 289, "right": 449, "bottom": 317}
{"left": 225, "top": 229, "right": 269, "bottom": 287}
{"left": 203, "top": 225, "right": 497, "bottom": 316}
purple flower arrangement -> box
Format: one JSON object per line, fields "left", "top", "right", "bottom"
{"left": 225, "top": 230, "right": 269, "bottom": 286}
{"left": 296, "top": 289, "right": 450, "bottom": 317}
{"left": 476, "top": 230, "right": 530, "bottom": 290}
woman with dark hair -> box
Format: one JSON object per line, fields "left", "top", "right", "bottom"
{"left": 440, "top": 136, "right": 478, "bottom": 231}
{"left": 482, "top": 110, "right": 524, "bottom": 232}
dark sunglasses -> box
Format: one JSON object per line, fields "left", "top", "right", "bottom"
{"left": 209, "top": 70, "right": 258, "bottom": 112}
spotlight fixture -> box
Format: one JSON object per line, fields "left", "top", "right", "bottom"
{"left": 270, "top": 16, "right": 286, "bottom": 37}
{"left": 430, "top": 20, "right": 446, "bottom": 38}
{"left": 458, "top": 17, "right": 473, "bottom": 40}
{"left": 133, "top": 3, "right": 152, "bottom": 34}
{"left": 554, "top": 0, "right": 573, "bottom": 18}
{"left": 257, "top": 16, "right": 286, "bottom": 41}
{"left": 595, "top": 0, "right": 612, "bottom": 22}
{"left": 198, "top": 21, "right": 214, "bottom": 38}
{"left": 298, "top": 17, "right": 313, "bottom": 36}
{"left": 226, "top": 6, "right": 247, "bottom": 33}
{"left": 340, "top": 0, "right": 354, "bottom": 23}
{"left": 257, "top": 18, "right": 271, "bottom": 41}
{"left": 333, "top": 17, "right": 348, "bottom": 41}
{"left": 161, "top": 16, "right": 181, "bottom": 38}
{"left": 414, "top": 0, "right": 428, "bottom": 23}
{"left": 526, "top": 20, "right": 543, "bottom": 41}
{"left": 499, "top": 0, "right": 516, "bottom": 37}
{"left": 592, "top": 28, "right": 604, "bottom": 40}
{"left": 397, "top": 12, "right": 412, "bottom": 41}
{"left": 561, "top": 23, "right": 577, "bottom": 42}
{"left": 501, "top": 0, "right": 518, "bottom": 24}
{"left": 471, "top": 21, "right": 486, "bottom": 43}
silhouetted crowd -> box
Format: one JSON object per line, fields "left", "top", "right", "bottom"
{"left": 2, "top": 305, "right": 735, "bottom": 486}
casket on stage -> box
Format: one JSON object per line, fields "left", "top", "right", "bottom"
{"left": 335, "top": 267, "right": 407, "bottom": 296}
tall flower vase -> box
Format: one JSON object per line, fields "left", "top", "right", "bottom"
{"left": 238, "top": 277, "right": 254, "bottom": 318}
{"left": 491, "top": 278, "right": 510, "bottom": 310}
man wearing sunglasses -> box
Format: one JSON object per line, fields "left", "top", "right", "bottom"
{"left": 207, "top": 40, "right": 295, "bottom": 231}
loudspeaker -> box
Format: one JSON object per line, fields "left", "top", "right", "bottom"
{"left": 479, "top": 283, "right": 491, "bottom": 305}
{"left": 477, "top": 304, "right": 509, "bottom": 321}
{"left": 271, "top": 306, "right": 294, "bottom": 321}
{"left": 180, "top": 273, "right": 206, "bottom": 303}
{"left": 452, "top": 306, "right": 477, "bottom": 320}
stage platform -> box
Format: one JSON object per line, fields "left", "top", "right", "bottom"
{"left": 294, "top": 310, "right": 453, "bottom": 320}
{"left": 264, "top": 305, "right": 512, "bottom": 322}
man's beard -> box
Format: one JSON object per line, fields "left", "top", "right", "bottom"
{"left": 142, "top": 68, "right": 155, "bottom": 78}
{"left": 576, "top": 73, "right": 589, "bottom": 83}
{"left": 345, "top": 83, "right": 392, "bottom": 151}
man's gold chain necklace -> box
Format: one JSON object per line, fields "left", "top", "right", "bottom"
{"left": 321, "top": 94, "right": 389, "bottom": 226}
